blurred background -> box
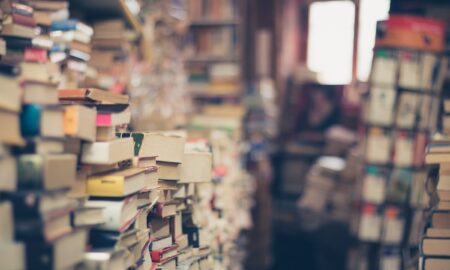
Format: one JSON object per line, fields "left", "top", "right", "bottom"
{"left": 0, "top": 0, "right": 450, "bottom": 270}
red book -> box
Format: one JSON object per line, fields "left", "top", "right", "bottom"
{"left": 12, "top": 13, "right": 37, "bottom": 27}
{"left": 150, "top": 244, "right": 178, "bottom": 263}
{"left": 24, "top": 48, "right": 48, "bottom": 63}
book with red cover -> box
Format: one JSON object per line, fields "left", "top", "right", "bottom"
{"left": 24, "top": 48, "right": 47, "bottom": 62}
{"left": 150, "top": 244, "right": 178, "bottom": 262}
{"left": 12, "top": 13, "right": 37, "bottom": 27}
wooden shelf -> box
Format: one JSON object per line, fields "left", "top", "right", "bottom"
{"left": 69, "top": 0, "right": 142, "bottom": 34}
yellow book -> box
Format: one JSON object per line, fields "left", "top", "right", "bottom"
{"left": 87, "top": 167, "right": 147, "bottom": 197}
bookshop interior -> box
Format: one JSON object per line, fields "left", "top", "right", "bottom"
{"left": 1, "top": 0, "right": 450, "bottom": 270}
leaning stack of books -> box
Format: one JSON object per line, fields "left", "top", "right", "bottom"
{"left": 58, "top": 88, "right": 151, "bottom": 269}
{"left": 178, "top": 142, "right": 214, "bottom": 268}
{"left": 49, "top": 15, "right": 93, "bottom": 89}
{"left": 86, "top": 19, "right": 137, "bottom": 93}
{"left": 0, "top": 1, "right": 89, "bottom": 269}
{"left": 142, "top": 132, "right": 186, "bottom": 269}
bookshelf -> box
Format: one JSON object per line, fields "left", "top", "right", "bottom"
{"left": 353, "top": 15, "right": 447, "bottom": 270}
{"left": 185, "top": 0, "right": 243, "bottom": 106}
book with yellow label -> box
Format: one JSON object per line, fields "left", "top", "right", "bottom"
{"left": 87, "top": 167, "right": 147, "bottom": 197}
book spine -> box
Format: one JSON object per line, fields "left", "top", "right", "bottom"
{"left": 17, "top": 155, "right": 44, "bottom": 189}
{"left": 12, "top": 3, "right": 34, "bottom": 17}
{"left": 20, "top": 104, "right": 42, "bottom": 136}
{"left": 24, "top": 47, "right": 47, "bottom": 62}
{"left": 12, "top": 12, "right": 37, "bottom": 27}
{"left": 50, "top": 19, "right": 76, "bottom": 32}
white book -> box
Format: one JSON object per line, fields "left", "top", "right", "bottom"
{"left": 81, "top": 137, "right": 134, "bottom": 165}
{"left": 86, "top": 195, "right": 138, "bottom": 232}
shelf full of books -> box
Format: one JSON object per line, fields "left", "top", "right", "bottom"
{"left": 185, "top": 0, "right": 242, "bottom": 104}
{"left": 0, "top": 1, "right": 254, "bottom": 270}
{"left": 352, "top": 15, "right": 448, "bottom": 270}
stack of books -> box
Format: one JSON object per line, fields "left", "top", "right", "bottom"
{"left": 421, "top": 112, "right": 450, "bottom": 269}
{"left": 147, "top": 133, "right": 186, "bottom": 269}
{"left": 86, "top": 19, "right": 138, "bottom": 93}
{"left": 58, "top": 88, "right": 150, "bottom": 269}
{"left": 49, "top": 16, "right": 93, "bottom": 89}
{"left": 0, "top": 1, "right": 88, "bottom": 269}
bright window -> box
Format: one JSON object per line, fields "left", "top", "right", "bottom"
{"left": 357, "top": 0, "right": 390, "bottom": 81}
{"left": 307, "top": 1, "right": 355, "bottom": 85}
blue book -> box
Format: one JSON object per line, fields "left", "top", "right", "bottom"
{"left": 51, "top": 19, "right": 93, "bottom": 36}
{"left": 50, "top": 19, "right": 79, "bottom": 32}
{"left": 20, "top": 104, "right": 42, "bottom": 137}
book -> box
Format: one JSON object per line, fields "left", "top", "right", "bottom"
{"left": 84, "top": 249, "right": 126, "bottom": 270}
{"left": 395, "top": 92, "right": 419, "bottom": 128}
{"left": 126, "top": 133, "right": 185, "bottom": 163}
{"left": 85, "top": 195, "right": 138, "bottom": 232}
{"left": 421, "top": 238, "right": 450, "bottom": 256}
{"left": 157, "top": 162, "right": 181, "bottom": 181}
{"left": 96, "top": 126, "right": 116, "bottom": 142}
{"left": 358, "top": 204, "right": 382, "bottom": 241}
{"left": 370, "top": 49, "right": 398, "bottom": 86}
{"left": 179, "top": 152, "right": 212, "bottom": 183}
{"left": 367, "top": 87, "right": 396, "bottom": 126}
{"left": 0, "top": 74, "right": 21, "bottom": 112}
{"left": 20, "top": 105, "right": 64, "bottom": 138}
{"left": 381, "top": 207, "right": 405, "bottom": 244}
{"left": 26, "top": 229, "right": 87, "bottom": 270}
{"left": 97, "top": 107, "right": 131, "bottom": 127}
{"left": 151, "top": 244, "right": 178, "bottom": 263}
{"left": 150, "top": 218, "right": 171, "bottom": 239}
{"left": 365, "top": 127, "right": 391, "bottom": 164}
{"left": 51, "top": 19, "right": 93, "bottom": 37}
{"left": 58, "top": 88, "right": 129, "bottom": 104}
{"left": 150, "top": 235, "right": 173, "bottom": 251}
{"left": 1, "top": 23, "right": 35, "bottom": 39}
{"left": 63, "top": 105, "right": 97, "bottom": 141}
{"left": 81, "top": 137, "right": 134, "bottom": 165}
{"left": 71, "top": 207, "right": 105, "bottom": 227}
{"left": 22, "top": 81, "right": 59, "bottom": 105}
{"left": 420, "top": 257, "right": 450, "bottom": 270}
{"left": 151, "top": 203, "right": 177, "bottom": 218}
{"left": 432, "top": 212, "right": 450, "bottom": 228}
{"left": 17, "top": 154, "right": 76, "bottom": 190}
{"left": 426, "top": 228, "right": 450, "bottom": 238}
{"left": 87, "top": 167, "right": 147, "bottom": 198}
{"left": 361, "top": 166, "right": 387, "bottom": 204}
